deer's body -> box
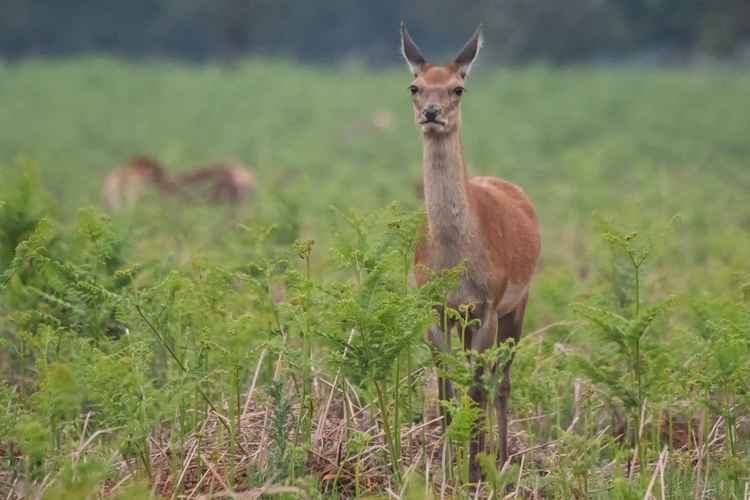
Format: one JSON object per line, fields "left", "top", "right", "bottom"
{"left": 402, "top": 24, "right": 540, "bottom": 480}
{"left": 415, "top": 136, "right": 538, "bottom": 314}
{"left": 173, "top": 162, "right": 256, "bottom": 204}
{"left": 102, "top": 156, "right": 173, "bottom": 211}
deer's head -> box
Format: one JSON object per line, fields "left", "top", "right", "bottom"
{"left": 400, "top": 22, "right": 482, "bottom": 136}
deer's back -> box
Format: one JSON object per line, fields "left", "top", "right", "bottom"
{"left": 469, "top": 176, "right": 540, "bottom": 302}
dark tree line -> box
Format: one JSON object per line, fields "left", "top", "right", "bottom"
{"left": 1, "top": 0, "right": 749, "bottom": 63}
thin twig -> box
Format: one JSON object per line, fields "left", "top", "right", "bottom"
{"left": 514, "top": 453, "right": 525, "bottom": 498}
{"left": 199, "top": 453, "right": 233, "bottom": 495}
{"left": 315, "top": 329, "right": 356, "bottom": 444}
{"left": 643, "top": 446, "right": 668, "bottom": 500}
{"left": 78, "top": 411, "right": 92, "bottom": 451}
{"left": 242, "top": 348, "right": 267, "bottom": 418}
{"left": 107, "top": 472, "right": 133, "bottom": 497}
{"left": 630, "top": 398, "right": 649, "bottom": 481}
{"left": 384, "top": 486, "right": 401, "bottom": 499}
{"left": 509, "top": 440, "right": 555, "bottom": 459}
{"left": 170, "top": 427, "right": 203, "bottom": 500}
{"left": 659, "top": 448, "right": 668, "bottom": 500}
{"left": 473, "top": 480, "right": 482, "bottom": 499}
{"left": 5, "top": 477, "right": 18, "bottom": 500}
{"left": 524, "top": 320, "right": 580, "bottom": 339}
{"left": 72, "top": 426, "right": 121, "bottom": 462}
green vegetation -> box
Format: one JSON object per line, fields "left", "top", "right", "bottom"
{"left": 1, "top": 58, "right": 749, "bottom": 498}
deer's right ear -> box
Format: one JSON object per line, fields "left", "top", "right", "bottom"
{"left": 400, "top": 22, "right": 427, "bottom": 76}
{"left": 454, "top": 25, "right": 483, "bottom": 78}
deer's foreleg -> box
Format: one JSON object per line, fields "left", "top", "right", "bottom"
{"left": 467, "top": 303, "right": 498, "bottom": 482}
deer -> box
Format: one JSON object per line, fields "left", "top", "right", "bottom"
{"left": 401, "top": 23, "right": 541, "bottom": 480}
{"left": 102, "top": 155, "right": 175, "bottom": 211}
{"left": 172, "top": 161, "right": 256, "bottom": 205}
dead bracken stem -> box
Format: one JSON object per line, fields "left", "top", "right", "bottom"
{"left": 643, "top": 446, "right": 669, "bottom": 500}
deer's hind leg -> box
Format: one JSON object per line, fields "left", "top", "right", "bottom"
{"left": 495, "top": 293, "right": 528, "bottom": 466}
{"left": 427, "top": 323, "right": 454, "bottom": 425}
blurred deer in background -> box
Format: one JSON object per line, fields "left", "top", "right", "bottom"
{"left": 102, "top": 157, "right": 257, "bottom": 210}
{"left": 401, "top": 23, "right": 541, "bottom": 480}
{"left": 102, "top": 155, "right": 174, "bottom": 210}
{"left": 172, "top": 161, "right": 256, "bottom": 204}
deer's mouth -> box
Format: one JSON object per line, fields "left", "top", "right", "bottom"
{"left": 419, "top": 118, "right": 446, "bottom": 127}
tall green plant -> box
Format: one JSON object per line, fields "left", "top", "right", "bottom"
{"left": 0, "top": 160, "right": 50, "bottom": 273}
{"left": 689, "top": 292, "right": 750, "bottom": 495}
{"left": 316, "top": 204, "right": 439, "bottom": 484}
{"left": 573, "top": 221, "right": 675, "bottom": 461}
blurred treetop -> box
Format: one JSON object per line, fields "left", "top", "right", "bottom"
{"left": 1, "top": 0, "right": 749, "bottom": 64}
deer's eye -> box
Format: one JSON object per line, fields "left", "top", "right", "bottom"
{"left": 453, "top": 86, "right": 465, "bottom": 97}
{"left": 409, "top": 85, "right": 419, "bottom": 95}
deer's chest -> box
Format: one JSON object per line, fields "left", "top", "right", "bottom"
{"left": 419, "top": 231, "right": 490, "bottom": 307}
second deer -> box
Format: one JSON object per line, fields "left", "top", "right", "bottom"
{"left": 102, "top": 157, "right": 256, "bottom": 210}
{"left": 173, "top": 161, "right": 256, "bottom": 204}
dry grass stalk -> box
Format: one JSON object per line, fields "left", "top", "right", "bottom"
{"left": 643, "top": 446, "right": 669, "bottom": 500}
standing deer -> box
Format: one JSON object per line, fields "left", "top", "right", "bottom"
{"left": 401, "top": 23, "right": 541, "bottom": 480}
{"left": 102, "top": 155, "right": 175, "bottom": 211}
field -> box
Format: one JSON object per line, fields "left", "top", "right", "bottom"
{"left": 1, "top": 58, "right": 749, "bottom": 498}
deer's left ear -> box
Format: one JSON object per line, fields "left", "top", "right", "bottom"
{"left": 454, "top": 25, "right": 483, "bottom": 78}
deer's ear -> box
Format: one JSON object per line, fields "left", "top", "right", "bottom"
{"left": 454, "top": 25, "right": 483, "bottom": 78}
{"left": 400, "top": 22, "right": 427, "bottom": 76}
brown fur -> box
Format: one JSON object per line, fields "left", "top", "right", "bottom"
{"left": 403, "top": 23, "right": 541, "bottom": 480}
{"left": 173, "top": 162, "right": 256, "bottom": 204}
{"left": 101, "top": 155, "right": 174, "bottom": 211}
{"left": 102, "top": 157, "right": 256, "bottom": 210}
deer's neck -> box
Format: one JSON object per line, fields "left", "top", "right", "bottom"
{"left": 422, "top": 132, "right": 473, "bottom": 253}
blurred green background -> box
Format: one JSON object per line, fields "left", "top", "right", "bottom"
{"left": 1, "top": 59, "right": 749, "bottom": 294}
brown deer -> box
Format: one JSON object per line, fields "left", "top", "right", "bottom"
{"left": 172, "top": 161, "right": 256, "bottom": 204}
{"left": 401, "top": 23, "right": 541, "bottom": 479}
{"left": 102, "top": 155, "right": 175, "bottom": 210}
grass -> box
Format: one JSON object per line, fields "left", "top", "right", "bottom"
{"left": 0, "top": 57, "right": 749, "bottom": 498}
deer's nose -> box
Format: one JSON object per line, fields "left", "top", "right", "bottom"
{"left": 422, "top": 105, "right": 441, "bottom": 122}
